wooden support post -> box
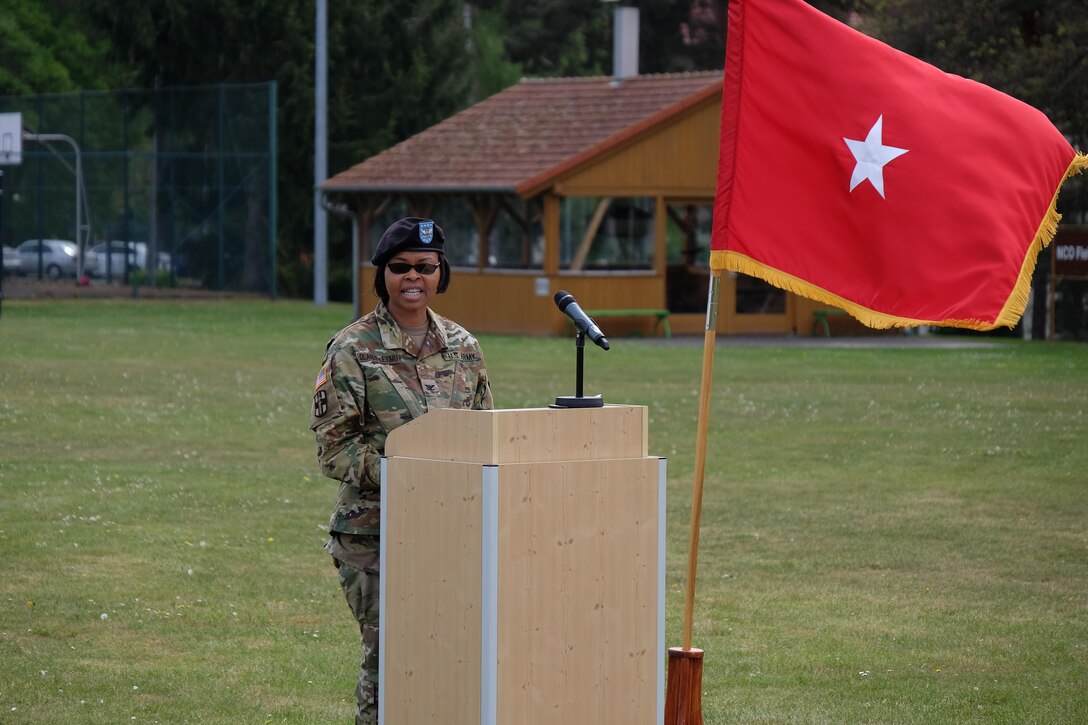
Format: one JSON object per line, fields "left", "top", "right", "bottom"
{"left": 664, "top": 647, "right": 704, "bottom": 725}
{"left": 468, "top": 193, "right": 499, "bottom": 273}
{"left": 570, "top": 196, "right": 612, "bottom": 271}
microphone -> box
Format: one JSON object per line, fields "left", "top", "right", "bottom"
{"left": 554, "top": 290, "right": 610, "bottom": 350}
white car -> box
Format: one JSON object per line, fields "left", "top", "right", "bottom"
{"left": 92, "top": 241, "right": 171, "bottom": 278}
{"left": 2, "top": 245, "right": 22, "bottom": 275}
{"left": 16, "top": 239, "right": 95, "bottom": 279}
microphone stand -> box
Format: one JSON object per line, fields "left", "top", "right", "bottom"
{"left": 552, "top": 330, "right": 605, "bottom": 408}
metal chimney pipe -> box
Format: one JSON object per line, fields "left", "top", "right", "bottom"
{"left": 612, "top": 6, "right": 640, "bottom": 82}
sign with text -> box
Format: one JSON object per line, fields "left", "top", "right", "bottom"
{"left": 1053, "top": 227, "right": 1088, "bottom": 279}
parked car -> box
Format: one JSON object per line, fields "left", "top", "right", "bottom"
{"left": 91, "top": 241, "right": 136, "bottom": 278}
{"left": 2, "top": 245, "right": 22, "bottom": 275}
{"left": 138, "top": 242, "right": 172, "bottom": 272}
{"left": 16, "top": 239, "right": 94, "bottom": 279}
{"left": 91, "top": 241, "right": 171, "bottom": 278}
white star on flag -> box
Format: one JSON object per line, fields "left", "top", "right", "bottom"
{"left": 843, "top": 115, "right": 909, "bottom": 198}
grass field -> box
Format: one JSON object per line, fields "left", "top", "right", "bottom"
{"left": 1, "top": 298, "right": 1086, "bottom": 724}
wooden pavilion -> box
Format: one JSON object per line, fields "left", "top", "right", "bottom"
{"left": 321, "top": 71, "right": 851, "bottom": 337}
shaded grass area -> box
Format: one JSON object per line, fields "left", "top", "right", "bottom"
{"left": 1, "top": 299, "right": 1086, "bottom": 723}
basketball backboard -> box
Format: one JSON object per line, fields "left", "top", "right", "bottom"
{"left": 0, "top": 113, "right": 23, "bottom": 165}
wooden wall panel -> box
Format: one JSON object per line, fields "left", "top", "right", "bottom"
{"left": 555, "top": 101, "right": 721, "bottom": 197}
{"left": 361, "top": 265, "right": 665, "bottom": 336}
{"left": 361, "top": 261, "right": 866, "bottom": 337}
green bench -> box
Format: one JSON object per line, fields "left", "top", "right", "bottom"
{"left": 811, "top": 308, "right": 847, "bottom": 337}
{"left": 581, "top": 308, "right": 672, "bottom": 338}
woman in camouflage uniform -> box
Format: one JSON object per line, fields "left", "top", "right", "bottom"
{"left": 310, "top": 217, "right": 493, "bottom": 724}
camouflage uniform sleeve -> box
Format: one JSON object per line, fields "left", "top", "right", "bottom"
{"left": 310, "top": 344, "right": 382, "bottom": 491}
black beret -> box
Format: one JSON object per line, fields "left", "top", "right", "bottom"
{"left": 371, "top": 217, "right": 445, "bottom": 266}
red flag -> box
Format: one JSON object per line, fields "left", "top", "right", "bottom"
{"left": 711, "top": 0, "right": 1087, "bottom": 330}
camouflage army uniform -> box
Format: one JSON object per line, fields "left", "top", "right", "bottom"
{"left": 310, "top": 301, "right": 492, "bottom": 725}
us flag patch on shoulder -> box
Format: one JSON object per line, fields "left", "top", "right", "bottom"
{"left": 314, "top": 365, "right": 328, "bottom": 390}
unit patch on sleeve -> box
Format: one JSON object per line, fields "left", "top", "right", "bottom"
{"left": 313, "top": 389, "right": 329, "bottom": 417}
{"left": 309, "top": 364, "right": 343, "bottom": 429}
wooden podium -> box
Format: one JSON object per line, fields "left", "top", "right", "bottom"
{"left": 378, "top": 405, "right": 665, "bottom": 725}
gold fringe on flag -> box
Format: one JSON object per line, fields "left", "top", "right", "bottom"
{"left": 710, "top": 152, "right": 1088, "bottom": 332}
{"left": 995, "top": 152, "right": 1088, "bottom": 328}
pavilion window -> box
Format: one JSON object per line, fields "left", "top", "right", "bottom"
{"left": 431, "top": 196, "right": 478, "bottom": 267}
{"left": 486, "top": 197, "right": 544, "bottom": 270}
{"left": 559, "top": 196, "right": 655, "bottom": 271}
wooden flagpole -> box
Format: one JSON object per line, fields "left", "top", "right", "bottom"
{"left": 665, "top": 268, "right": 722, "bottom": 724}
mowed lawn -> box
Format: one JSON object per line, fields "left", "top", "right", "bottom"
{"left": 1, "top": 298, "right": 1086, "bottom": 724}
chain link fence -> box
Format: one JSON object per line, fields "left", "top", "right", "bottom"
{"left": 0, "top": 82, "right": 276, "bottom": 296}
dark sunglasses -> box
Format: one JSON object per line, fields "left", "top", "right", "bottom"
{"left": 386, "top": 261, "right": 439, "bottom": 275}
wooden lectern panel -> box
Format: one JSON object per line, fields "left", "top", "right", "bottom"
{"left": 380, "top": 406, "right": 664, "bottom": 725}
{"left": 497, "top": 458, "right": 660, "bottom": 724}
{"left": 385, "top": 406, "right": 648, "bottom": 464}
{"left": 382, "top": 458, "right": 483, "bottom": 725}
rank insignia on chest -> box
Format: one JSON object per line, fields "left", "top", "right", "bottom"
{"left": 313, "top": 390, "right": 329, "bottom": 417}
{"left": 419, "top": 372, "right": 437, "bottom": 396}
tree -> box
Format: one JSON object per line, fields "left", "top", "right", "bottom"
{"left": 0, "top": 0, "right": 119, "bottom": 95}
{"left": 484, "top": 0, "right": 612, "bottom": 77}
{"left": 80, "top": 0, "right": 477, "bottom": 299}
{"left": 865, "top": 0, "right": 1087, "bottom": 143}
{"left": 488, "top": 1, "right": 867, "bottom": 78}
{"left": 464, "top": 4, "right": 523, "bottom": 102}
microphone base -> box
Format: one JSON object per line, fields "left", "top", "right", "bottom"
{"left": 550, "top": 394, "right": 605, "bottom": 409}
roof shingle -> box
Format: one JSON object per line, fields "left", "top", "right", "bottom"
{"left": 322, "top": 71, "right": 724, "bottom": 197}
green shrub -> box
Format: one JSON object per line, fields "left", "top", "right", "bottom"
{"left": 154, "top": 269, "right": 177, "bottom": 288}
